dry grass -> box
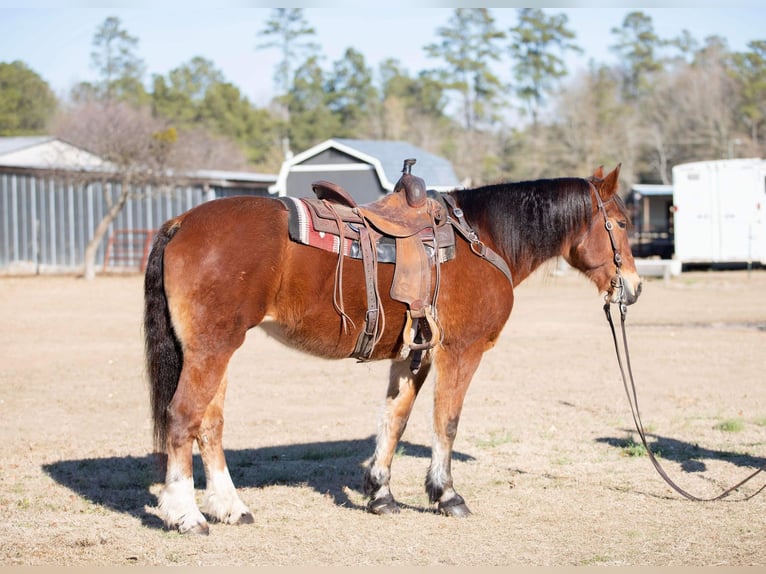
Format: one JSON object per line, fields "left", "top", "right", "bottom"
{"left": 1, "top": 268, "right": 765, "bottom": 565}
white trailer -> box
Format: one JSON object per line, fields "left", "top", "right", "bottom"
{"left": 671, "top": 158, "right": 766, "bottom": 266}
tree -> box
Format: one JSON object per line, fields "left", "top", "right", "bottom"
{"left": 83, "top": 16, "right": 147, "bottom": 105}
{"left": 731, "top": 40, "right": 766, "bottom": 148}
{"left": 53, "top": 101, "right": 178, "bottom": 279}
{"left": 326, "top": 48, "right": 379, "bottom": 137}
{"left": 198, "top": 81, "right": 280, "bottom": 167}
{"left": 168, "top": 126, "right": 252, "bottom": 171}
{"left": 609, "top": 11, "right": 665, "bottom": 101}
{"left": 285, "top": 56, "right": 341, "bottom": 152}
{"left": 0, "top": 61, "right": 57, "bottom": 135}
{"left": 379, "top": 60, "right": 447, "bottom": 119}
{"left": 150, "top": 57, "right": 280, "bottom": 170}
{"left": 151, "top": 56, "right": 225, "bottom": 124}
{"left": 507, "top": 8, "right": 582, "bottom": 126}
{"left": 256, "top": 7, "right": 319, "bottom": 140}
{"left": 687, "top": 36, "right": 739, "bottom": 159}
{"left": 548, "top": 64, "right": 639, "bottom": 183}
{"left": 424, "top": 8, "right": 506, "bottom": 132}
{"left": 256, "top": 9, "right": 319, "bottom": 96}
{"left": 375, "top": 59, "right": 450, "bottom": 145}
{"left": 668, "top": 29, "right": 699, "bottom": 64}
{"left": 635, "top": 35, "right": 738, "bottom": 183}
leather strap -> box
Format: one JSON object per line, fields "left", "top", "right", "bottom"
{"left": 441, "top": 194, "right": 514, "bottom": 287}
{"left": 352, "top": 224, "right": 383, "bottom": 361}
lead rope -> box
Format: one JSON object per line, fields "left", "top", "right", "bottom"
{"left": 604, "top": 297, "right": 766, "bottom": 501}
{"left": 594, "top": 181, "right": 766, "bottom": 501}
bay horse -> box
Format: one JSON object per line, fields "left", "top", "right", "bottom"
{"left": 144, "top": 164, "right": 641, "bottom": 534}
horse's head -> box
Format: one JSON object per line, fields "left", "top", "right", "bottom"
{"left": 566, "top": 164, "right": 642, "bottom": 306}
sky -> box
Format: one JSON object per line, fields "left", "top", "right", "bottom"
{"left": 1, "top": 4, "right": 765, "bottom": 107}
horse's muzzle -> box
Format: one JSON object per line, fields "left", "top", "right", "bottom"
{"left": 610, "top": 271, "right": 642, "bottom": 305}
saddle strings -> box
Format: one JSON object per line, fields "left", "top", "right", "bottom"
{"left": 327, "top": 201, "right": 355, "bottom": 334}
{"left": 429, "top": 207, "right": 445, "bottom": 345}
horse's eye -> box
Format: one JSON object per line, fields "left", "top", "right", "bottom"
{"left": 616, "top": 220, "right": 627, "bottom": 230}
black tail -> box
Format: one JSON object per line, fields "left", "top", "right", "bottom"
{"left": 144, "top": 220, "right": 183, "bottom": 454}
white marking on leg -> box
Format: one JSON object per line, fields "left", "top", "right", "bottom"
{"left": 429, "top": 438, "right": 454, "bottom": 501}
{"left": 368, "top": 370, "right": 411, "bottom": 498}
{"left": 201, "top": 467, "right": 252, "bottom": 524}
{"left": 158, "top": 476, "right": 208, "bottom": 533}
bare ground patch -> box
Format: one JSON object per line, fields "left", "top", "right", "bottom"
{"left": 1, "top": 269, "right": 765, "bottom": 565}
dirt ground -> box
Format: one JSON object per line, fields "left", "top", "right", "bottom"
{"left": 1, "top": 265, "right": 765, "bottom": 566}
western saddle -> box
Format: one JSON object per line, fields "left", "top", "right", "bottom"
{"left": 282, "top": 158, "right": 513, "bottom": 371}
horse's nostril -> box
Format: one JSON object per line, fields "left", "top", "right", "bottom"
{"left": 636, "top": 282, "right": 643, "bottom": 298}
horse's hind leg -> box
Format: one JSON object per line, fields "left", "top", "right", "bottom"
{"left": 426, "top": 346, "right": 483, "bottom": 517}
{"left": 159, "top": 349, "right": 238, "bottom": 534}
{"left": 364, "top": 358, "right": 431, "bottom": 514}
{"left": 197, "top": 374, "right": 254, "bottom": 525}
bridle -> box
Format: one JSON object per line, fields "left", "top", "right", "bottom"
{"left": 592, "top": 181, "right": 766, "bottom": 501}
{"left": 591, "top": 181, "right": 627, "bottom": 310}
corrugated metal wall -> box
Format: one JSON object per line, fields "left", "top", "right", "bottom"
{"left": 0, "top": 171, "right": 208, "bottom": 274}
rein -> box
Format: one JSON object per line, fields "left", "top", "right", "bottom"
{"left": 593, "top": 183, "right": 766, "bottom": 501}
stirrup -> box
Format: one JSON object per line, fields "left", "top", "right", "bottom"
{"left": 403, "top": 306, "right": 440, "bottom": 352}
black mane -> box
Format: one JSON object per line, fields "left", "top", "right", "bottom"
{"left": 451, "top": 177, "right": 593, "bottom": 272}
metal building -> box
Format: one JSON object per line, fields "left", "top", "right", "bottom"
{"left": 0, "top": 137, "right": 276, "bottom": 275}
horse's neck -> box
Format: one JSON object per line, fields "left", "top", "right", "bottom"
{"left": 451, "top": 186, "right": 585, "bottom": 288}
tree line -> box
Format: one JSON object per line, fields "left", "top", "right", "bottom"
{"left": 1, "top": 8, "right": 765, "bottom": 190}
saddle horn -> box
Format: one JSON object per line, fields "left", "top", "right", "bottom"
{"left": 394, "top": 158, "right": 427, "bottom": 208}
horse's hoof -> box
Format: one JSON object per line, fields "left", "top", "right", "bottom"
{"left": 437, "top": 495, "right": 472, "bottom": 517}
{"left": 236, "top": 512, "right": 255, "bottom": 525}
{"left": 367, "top": 494, "right": 401, "bottom": 515}
{"left": 180, "top": 521, "right": 210, "bottom": 536}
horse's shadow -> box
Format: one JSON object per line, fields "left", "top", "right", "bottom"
{"left": 596, "top": 430, "right": 766, "bottom": 473}
{"left": 42, "top": 436, "right": 474, "bottom": 529}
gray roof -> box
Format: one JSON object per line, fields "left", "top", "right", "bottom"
{"left": 0, "top": 136, "right": 54, "bottom": 156}
{"left": 332, "top": 138, "right": 461, "bottom": 190}
{"left": 0, "top": 135, "right": 108, "bottom": 170}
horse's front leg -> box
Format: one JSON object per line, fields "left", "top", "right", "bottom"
{"left": 197, "top": 375, "right": 254, "bottom": 526}
{"left": 426, "top": 346, "right": 483, "bottom": 517}
{"left": 364, "top": 358, "right": 431, "bottom": 514}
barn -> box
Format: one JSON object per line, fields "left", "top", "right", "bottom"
{"left": 273, "top": 138, "right": 462, "bottom": 203}
{"left": 0, "top": 137, "right": 276, "bottom": 275}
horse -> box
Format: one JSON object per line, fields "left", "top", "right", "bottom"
{"left": 143, "top": 164, "right": 641, "bottom": 534}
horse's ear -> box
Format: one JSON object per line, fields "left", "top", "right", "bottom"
{"left": 601, "top": 164, "right": 622, "bottom": 199}
{"left": 592, "top": 166, "right": 604, "bottom": 179}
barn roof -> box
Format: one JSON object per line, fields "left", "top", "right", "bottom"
{"left": 0, "top": 136, "right": 53, "bottom": 155}
{"left": 331, "top": 138, "right": 461, "bottom": 190}
{"left": 0, "top": 136, "right": 107, "bottom": 170}
{"left": 273, "top": 138, "right": 461, "bottom": 196}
